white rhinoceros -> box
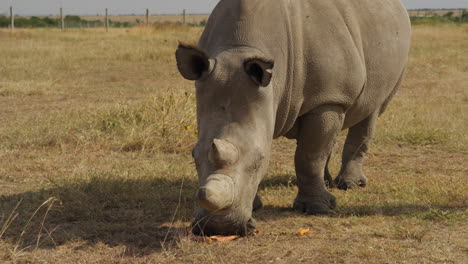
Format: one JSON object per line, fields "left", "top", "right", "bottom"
{"left": 176, "top": 0, "right": 411, "bottom": 236}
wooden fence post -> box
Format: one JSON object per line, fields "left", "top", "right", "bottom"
{"left": 10, "top": 6, "right": 14, "bottom": 32}
{"left": 146, "top": 8, "right": 149, "bottom": 25}
{"left": 182, "top": 9, "right": 186, "bottom": 25}
{"left": 105, "top": 8, "right": 109, "bottom": 32}
{"left": 60, "top": 8, "right": 65, "bottom": 31}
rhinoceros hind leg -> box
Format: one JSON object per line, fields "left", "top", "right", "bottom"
{"left": 335, "top": 111, "right": 379, "bottom": 190}
{"left": 293, "top": 105, "right": 344, "bottom": 214}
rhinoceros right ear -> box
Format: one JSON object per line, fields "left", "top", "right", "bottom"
{"left": 176, "top": 42, "right": 210, "bottom": 81}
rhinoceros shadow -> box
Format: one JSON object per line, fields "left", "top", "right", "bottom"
{"left": 0, "top": 173, "right": 464, "bottom": 256}
{"left": 0, "top": 175, "right": 198, "bottom": 256}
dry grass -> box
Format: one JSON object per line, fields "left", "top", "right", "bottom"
{"left": 0, "top": 24, "right": 467, "bottom": 263}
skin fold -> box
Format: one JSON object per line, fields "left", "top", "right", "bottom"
{"left": 175, "top": 0, "right": 411, "bottom": 236}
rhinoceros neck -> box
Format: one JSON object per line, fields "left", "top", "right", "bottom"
{"left": 198, "top": 0, "right": 302, "bottom": 138}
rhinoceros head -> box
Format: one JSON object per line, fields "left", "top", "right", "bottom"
{"left": 176, "top": 43, "right": 275, "bottom": 236}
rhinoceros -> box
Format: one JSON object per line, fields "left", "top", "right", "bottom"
{"left": 175, "top": 0, "right": 411, "bottom": 236}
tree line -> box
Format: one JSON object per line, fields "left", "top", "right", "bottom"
{"left": 1, "top": 12, "right": 464, "bottom": 29}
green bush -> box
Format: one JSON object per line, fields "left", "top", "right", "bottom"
{"left": 410, "top": 14, "right": 467, "bottom": 25}
{"left": 187, "top": 19, "right": 207, "bottom": 27}
{"left": 42, "top": 17, "right": 59, "bottom": 27}
{"left": 111, "top": 21, "right": 132, "bottom": 28}
{"left": 29, "top": 16, "right": 48, "bottom": 27}
{"left": 0, "top": 15, "right": 106, "bottom": 28}
{"left": 0, "top": 16, "right": 59, "bottom": 28}
{"left": 64, "top": 15, "right": 82, "bottom": 24}
{"left": 0, "top": 15, "right": 9, "bottom": 27}
{"left": 13, "top": 18, "right": 34, "bottom": 27}
{"left": 443, "top": 12, "right": 454, "bottom": 18}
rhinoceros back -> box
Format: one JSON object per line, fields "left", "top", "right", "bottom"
{"left": 199, "top": 0, "right": 411, "bottom": 135}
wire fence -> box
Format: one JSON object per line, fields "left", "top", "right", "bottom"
{"left": 1, "top": 7, "right": 467, "bottom": 32}
{"left": 1, "top": 7, "right": 209, "bottom": 32}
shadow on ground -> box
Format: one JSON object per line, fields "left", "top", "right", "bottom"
{"left": 0, "top": 173, "right": 465, "bottom": 256}
{"left": 0, "top": 175, "right": 198, "bottom": 256}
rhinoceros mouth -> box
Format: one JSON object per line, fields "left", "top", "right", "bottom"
{"left": 191, "top": 216, "right": 256, "bottom": 237}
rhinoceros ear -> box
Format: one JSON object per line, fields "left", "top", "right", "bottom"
{"left": 176, "top": 42, "right": 210, "bottom": 81}
{"left": 244, "top": 58, "right": 274, "bottom": 87}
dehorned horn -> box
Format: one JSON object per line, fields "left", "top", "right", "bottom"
{"left": 208, "top": 139, "right": 239, "bottom": 167}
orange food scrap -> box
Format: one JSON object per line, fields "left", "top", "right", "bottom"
{"left": 187, "top": 229, "right": 239, "bottom": 243}
{"left": 298, "top": 228, "right": 310, "bottom": 236}
{"left": 210, "top": 235, "right": 239, "bottom": 242}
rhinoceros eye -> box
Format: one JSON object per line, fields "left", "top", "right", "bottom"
{"left": 246, "top": 63, "right": 264, "bottom": 84}
{"left": 244, "top": 58, "right": 274, "bottom": 87}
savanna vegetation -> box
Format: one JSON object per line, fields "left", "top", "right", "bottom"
{"left": 410, "top": 10, "right": 468, "bottom": 25}
{"left": 0, "top": 15, "right": 109, "bottom": 28}
{"left": 0, "top": 22, "right": 467, "bottom": 263}
{"left": 1, "top": 10, "right": 465, "bottom": 29}
{"left": 0, "top": 15, "right": 207, "bottom": 29}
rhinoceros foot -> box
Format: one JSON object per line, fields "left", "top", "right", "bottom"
{"left": 334, "top": 164, "right": 368, "bottom": 190}
{"left": 293, "top": 191, "right": 337, "bottom": 215}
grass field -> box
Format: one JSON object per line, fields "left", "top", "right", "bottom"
{"left": 0, "top": 23, "right": 467, "bottom": 263}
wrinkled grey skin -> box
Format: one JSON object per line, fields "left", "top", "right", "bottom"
{"left": 175, "top": 0, "right": 410, "bottom": 236}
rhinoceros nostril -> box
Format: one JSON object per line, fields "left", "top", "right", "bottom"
{"left": 196, "top": 187, "right": 208, "bottom": 201}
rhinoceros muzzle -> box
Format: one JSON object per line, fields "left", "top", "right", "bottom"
{"left": 191, "top": 214, "right": 256, "bottom": 237}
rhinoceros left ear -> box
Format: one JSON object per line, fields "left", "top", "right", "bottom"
{"left": 176, "top": 42, "right": 211, "bottom": 81}
{"left": 244, "top": 58, "right": 274, "bottom": 87}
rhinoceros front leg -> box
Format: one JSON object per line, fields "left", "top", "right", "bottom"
{"left": 334, "top": 112, "right": 378, "bottom": 190}
{"left": 324, "top": 154, "right": 333, "bottom": 188}
{"left": 253, "top": 193, "right": 263, "bottom": 211}
{"left": 293, "top": 105, "right": 344, "bottom": 214}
